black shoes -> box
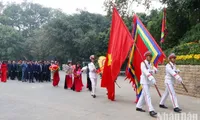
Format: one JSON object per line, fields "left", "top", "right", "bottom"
{"left": 91, "top": 95, "right": 96, "bottom": 98}
{"left": 160, "top": 105, "right": 182, "bottom": 113}
{"left": 149, "top": 111, "right": 157, "bottom": 117}
{"left": 174, "top": 107, "right": 182, "bottom": 113}
{"left": 136, "top": 108, "right": 157, "bottom": 117}
{"left": 136, "top": 108, "right": 146, "bottom": 112}
{"left": 159, "top": 104, "right": 168, "bottom": 109}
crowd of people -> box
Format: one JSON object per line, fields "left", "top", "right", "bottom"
{"left": 0, "top": 60, "right": 55, "bottom": 83}
{"left": 63, "top": 55, "right": 98, "bottom": 98}
{"left": 0, "top": 55, "right": 99, "bottom": 98}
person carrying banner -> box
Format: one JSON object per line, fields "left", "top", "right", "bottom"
{"left": 159, "top": 53, "right": 182, "bottom": 113}
{"left": 136, "top": 51, "right": 157, "bottom": 117}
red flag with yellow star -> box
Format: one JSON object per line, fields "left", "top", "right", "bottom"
{"left": 101, "top": 8, "right": 134, "bottom": 101}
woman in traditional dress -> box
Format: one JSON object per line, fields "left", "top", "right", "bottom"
{"left": 50, "top": 62, "right": 60, "bottom": 87}
{"left": 64, "top": 62, "right": 73, "bottom": 89}
{"left": 1, "top": 61, "right": 8, "bottom": 82}
{"left": 72, "top": 63, "right": 83, "bottom": 92}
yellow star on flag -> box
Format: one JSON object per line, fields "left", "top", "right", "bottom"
{"left": 107, "top": 54, "right": 112, "bottom": 66}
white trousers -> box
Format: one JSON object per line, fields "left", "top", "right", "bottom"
{"left": 90, "top": 78, "right": 97, "bottom": 95}
{"left": 160, "top": 83, "right": 179, "bottom": 108}
{"left": 136, "top": 84, "right": 155, "bottom": 112}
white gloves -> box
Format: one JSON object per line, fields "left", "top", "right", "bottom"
{"left": 174, "top": 74, "right": 182, "bottom": 83}
{"left": 177, "top": 77, "right": 183, "bottom": 83}
{"left": 148, "top": 75, "right": 154, "bottom": 81}
{"left": 175, "top": 74, "right": 181, "bottom": 80}
{"left": 176, "top": 69, "right": 180, "bottom": 73}
{"left": 148, "top": 75, "right": 156, "bottom": 84}
{"left": 151, "top": 78, "right": 156, "bottom": 84}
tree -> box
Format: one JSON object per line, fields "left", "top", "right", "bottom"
{"left": 43, "top": 11, "right": 110, "bottom": 63}
{"left": 0, "top": 1, "right": 59, "bottom": 60}
{"left": 0, "top": 25, "right": 23, "bottom": 60}
{"left": 103, "top": 0, "right": 152, "bottom": 18}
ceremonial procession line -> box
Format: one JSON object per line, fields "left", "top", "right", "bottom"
{"left": 0, "top": 71, "right": 199, "bottom": 120}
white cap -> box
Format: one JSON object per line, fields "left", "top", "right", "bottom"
{"left": 168, "top": 53, "right": 176, "bottom": 60}
{"left": 90, "top": 55, "right": 95, "bottom": 60}
{"left": 144, "top": 51, "right": 152, "bottom": 57}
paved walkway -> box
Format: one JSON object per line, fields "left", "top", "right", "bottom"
{"left": 0, "top": 71, "right": 199, "bottom": 120}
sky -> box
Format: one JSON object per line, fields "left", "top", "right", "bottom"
{"left": 1, "top": 0, "right": 164, "bottom": 15}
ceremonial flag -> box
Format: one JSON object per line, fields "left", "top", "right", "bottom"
{"left": 160, "top": 8, "right": 167, "bottom": 43}
{"left": 126, "top": 15, "right": 166, "bottom": 103}
{"left": 101, "top": 8, "right": 134, "bottom": 101}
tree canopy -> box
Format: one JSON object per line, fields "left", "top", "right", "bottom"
{"left": 0, "top": 0, "right": 199, "bottom": 63}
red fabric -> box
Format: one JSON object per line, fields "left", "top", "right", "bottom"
{"left": 66, "top": 75, "right": 72, "bottom": 88}
{"left": 74, "top": 76, "right": 82, "bottom": 92}
{"left": 161, "top": 8, "right": 167, "bottom": 43}
{"left": 80, "top": 75, "right": 84, "bottom": 87}
{"left": 135, "top": 15, "right": 166, "bottom": 67}
{"left": 1, "top": 64, "right": 7, "bottom": 82}
{"left": 74, "top": 68, "right": 83, "bottom": 92}
{"left": 52, "top": 70, "right": 60, "bottom": 87}
{"left": 101, "top": 8, "right": 134, "bottom": 101}
{"left": 133, "top": 35, "right": 148, "bottom": 84}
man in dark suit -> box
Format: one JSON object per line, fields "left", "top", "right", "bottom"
{"left": 42, "top": 61, "right": 48, "bottom": 82}
{"left": 16, "top": 60, "right": 22, "bottom": 81}
{"left": 21, "top": 61, "right": 27, "bottom": 82}
{"left": 7, "top": 60, "right": 12, "bottom": 80}
{"left": 11, "top": 61, "right": 17, "bottom": 80}
{"left": 38, "top": 61, "right": 43, "bottom": 82}
{"left": 32, "top": 61, "right": 37, "bottom": 81}
{"left": 27, "top": 61, "right": 34, "bottom": 83}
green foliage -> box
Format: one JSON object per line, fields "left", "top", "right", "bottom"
{"left": 0, "top": 0, "right": 199, "bottom": 66}
{"left": 0, "top": 1, "right": 59, "bottom": 60}
{"left": 43, "top": 11, "right": 110, "bottom": 63}
{"left": 0, "top": 25, "right": 22, "bottom": 60}
{"left": 179, "top": 23, "right": 200, "bottom": 44}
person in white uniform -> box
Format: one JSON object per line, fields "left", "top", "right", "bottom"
{"left": 136, "top": 51, "right": 157, "bottom": 117}
{"left": 88, "top": 55, "right": 98, "bottom": 98}
{"left": 159, "top": 53, "right": 182, "bottom": 113}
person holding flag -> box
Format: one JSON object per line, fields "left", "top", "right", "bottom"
{"left": 136, "top": 51, "right": 157, "bottom": 117}
{"left": 159, "top": 53, "right": 182, "bottom": 113}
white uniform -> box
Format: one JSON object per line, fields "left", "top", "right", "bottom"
{"left": 88, "top": 62, "right": 97, "bottom": 95}
{"left": 160, "top": 62, "right": 182, "bottom": 108}
{"left": 136, "top": 60, "right": 157, "bottom": 112}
